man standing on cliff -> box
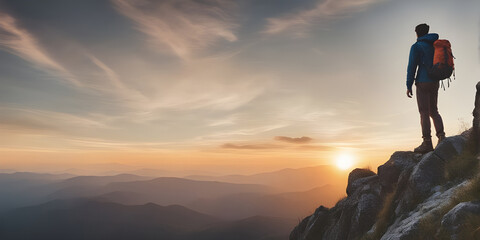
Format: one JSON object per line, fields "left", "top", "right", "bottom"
{"left": 406, "top": 23, "right": 446, "bottom": 153}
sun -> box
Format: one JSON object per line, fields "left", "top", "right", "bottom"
{"left": 336, "top": 153, "right": 355, "bottom": 171}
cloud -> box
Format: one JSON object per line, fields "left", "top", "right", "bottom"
{"left": 87, "top": 55, "right": 151, "bottom": 107}
{"left": 0, "top": 12, "right": 79, "bottom": 85}
{"left": 0, "top": 106, "right": 107, "bottom": 135}
{"left": 112, "top": 0, "right": 238, "bottom": 60}
{"left": 220, "top": 143, "right": 281, "bottom": 150}
{"left": 274, "top": 136, "right": 313, "bottom": 144}
{"left": 297, "top": 144, "right": 335, "bottom": 151}
{"left": 208, "top": 114, "right": 239, "bottom": 127}
{"left": 0, "top": 11, "right": 149, "bottom": 102}
{"left": 220, "top": 140, "right": 337, "bottom": 152}
{"left": 199, "top": 123, "right": 288, "bottom": 141}
{"left": 61, "top": 137, "right": 178, "bottom": 151}
{"left": 263, "top": 0, "right": 383, "bottom": 37}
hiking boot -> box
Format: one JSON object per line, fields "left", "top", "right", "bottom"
{"left": 414, "top": 139, "right": 433, "bottom": 154}
{"left": 436, "top": 134, "right": 446, "bottom": 148}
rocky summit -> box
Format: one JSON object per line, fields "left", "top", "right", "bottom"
{"left": 290, "top": 130, "right": 480, "bottom": 240}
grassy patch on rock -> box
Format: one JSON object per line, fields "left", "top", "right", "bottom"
{"left": 418, "top": 172, "right": 480, "bottom": 239}
{"left": 445, "top": 148, "right": 478, "bottom": 182}
{"left": 361, "top": 190, "right": 397, "bottom": 240}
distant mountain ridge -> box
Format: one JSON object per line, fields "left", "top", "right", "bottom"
{"left": 187, "top": 165, "right": 348, "bottom": 192}
{"left": 49, "top": 177, "right": 273, "bottom": 206}
{"left": 188, "top": 184, "right": 344, "bottom": 219}
{"left": 0, "top": 199, "right": 219, "bottom": 240}
{"left": 59, "top": 173, "right": 150, "bottom": 186}
{"left": 0, "top": 165, "right": 346, "bottom": 239}
{"left": 0, "top": 199, "right": 294, "bottom": 240}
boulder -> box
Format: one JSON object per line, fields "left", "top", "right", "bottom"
{"left": 409, "top": 152, "right": 446, "bottom": 198}
{"left": 381, "top": 183, "right": 463, "bottom": 240}
{"left": 353, "top": 193, "right": 382, "bottom": 234}
{"left": 378, "top": 151, "right": 420, "bottom": 194}
{"left": 434, "top": 135, "right": 467, "bottom": 162}
{"left": 441, "top": 201, "right": 480, "bottom": 240}
{"left": 291, "top": 172, "right": 382, "bottom": 240}
{"left": 290, "top": 206, "right": 329, "bottom": 240}
{"left": 347, "top": 168, "right": 376, "bottom": 196}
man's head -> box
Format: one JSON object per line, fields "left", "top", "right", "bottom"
{"left": 415, "top": 23, "right": 429, "bottom": 38}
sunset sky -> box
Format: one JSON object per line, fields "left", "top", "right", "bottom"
{"left": 0, "top": 0, "right": 479, "bottom": 175}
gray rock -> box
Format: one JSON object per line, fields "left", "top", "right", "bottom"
{"left": 347, "top": 168, "right": 376, "bottom": 196}
{"left": 441, "top": 201, "right": 480, "bottom": 240}
{"left": 434, "top": 135, "right": 467, "bottom": 162}
{"left": 289, "top": 216, "right": 309, "bottom": 240}
{"left": 378, "top": 151, "right": 420, "bottom": 194}
{"left": 290, "top": 206, "right": 330, "bottom": 240}
{"left": 325, "top": 176, "right": 382, "bottom": 240}
{"left": 348, "top": 175, "right": 380, "bottom": 197}
{"left": 409, "top": 152, "right": 446, "bottom": 198}
{"left": 304, "top": 206, "right": 330, "bottom": 240}
{"left": 322, "top": 201, "right": 356, "bottom": 240}
{"left": 381, "top": 182, "right": 464, "bottom": 240}
{"left": 291, "top": 173, "right": 382, "bottom": 240}
{"left": 353, "top": 193, "right": 382, "bottom": 234}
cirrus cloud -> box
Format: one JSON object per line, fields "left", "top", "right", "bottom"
{"left": 263, "top": 0, "right": 384, "bottom": 37}
{"left": 112, "top": 0, "right": 239, "bottom": 60}
{"left": 0, "top": 12, "right": 79, "bottom": 85}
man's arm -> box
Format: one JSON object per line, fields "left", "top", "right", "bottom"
{"left": 406, "top": 44, "right": 420, "bottom": 92}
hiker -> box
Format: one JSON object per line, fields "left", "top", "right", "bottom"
{"left": 406, "top": 23, "right": 446, "bottom": 153}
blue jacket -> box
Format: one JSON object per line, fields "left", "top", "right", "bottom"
{"left": 406, "top": 33, "right": 439, "bottom": 90}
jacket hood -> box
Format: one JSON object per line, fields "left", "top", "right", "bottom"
{"left": 417, "top": 33, "right": 439, "bottom": 43}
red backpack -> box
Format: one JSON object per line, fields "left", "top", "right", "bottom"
{"left": 428, "top": 39, "right": 455, "bottom": 89}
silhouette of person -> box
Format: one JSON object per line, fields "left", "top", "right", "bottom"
{"left": 406, "top": 23, "right": 446, "bottom": 153}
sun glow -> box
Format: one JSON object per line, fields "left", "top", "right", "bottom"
{"left": 336, "top": 153, "right": 355, "bottom": 170}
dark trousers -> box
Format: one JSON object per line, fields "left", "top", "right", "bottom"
{"left": 416, "top": 81, "right": 445, "bottom": 140}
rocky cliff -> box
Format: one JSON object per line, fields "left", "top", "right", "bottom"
{"left": 290, "top": 83, "right": 480, "bottom": 240}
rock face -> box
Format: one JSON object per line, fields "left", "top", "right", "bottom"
{"left": 290, "top": 173, "right": 381, "bottom": 240}
{"left": 409, "top": 135, "right": 467, "bottom": 198}
{"left": 441, "top": 201, "right": 480, "bottom": 240}
{"left": 347, "top": 168, "right": 376, "bottom": 196}
{"left": 289, "top": 134, "right": 475, "bottom": 240}
{"left": 377, "top": 151, "right": 420, "bottom": 195}
{"left": 472, "top": 81, "right": 480, "bottom": 152}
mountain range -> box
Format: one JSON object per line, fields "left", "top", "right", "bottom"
{"left": 0, "top": 165, "right": 345, "bottom": 239}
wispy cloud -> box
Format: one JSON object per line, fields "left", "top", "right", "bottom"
{"left": 0, "top": 11, "right": 151, "bottom": 102}
{"left": 63, "top": 137, "right": 181, "bottom": 151}
{"left": 297, "top": 144, "right": 335, "bottom": 151}
{"left": 112, "top": 0, "right": 238, "bottom": 60}
{"left": 219, "top": 140, "right": 336, "bottom": 152}
{"left": 0, "top": 106, "right": 107, "bottom": 135}
{"left": 274, "top": 136, "right": 313, "bottom": 144}
{"left": 220, "top": 143, "right": 281, "bottom": 150}
{"left": 0, "top": 12, "right": 80, "bottom": 85}
{"left": 208, "top": 114, "right": 239, "bottom": 127}
{"left": 87, "top": 55, "right": 150, "bottom": 107}
{"left": 199, "top": 123, "right": 288, "bottom": 141}
{"left": 263, "top": 0, "right": 383, "bottom": 37}
{"left": 142, "top": 59, "right": 274, "bottom": 112}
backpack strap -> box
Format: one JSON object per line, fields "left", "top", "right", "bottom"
{"left": 441, "top": 78, "right": 452, "bottom": 91}
{"left": 418, "top": 43, "right": 427, "bottom": 67}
